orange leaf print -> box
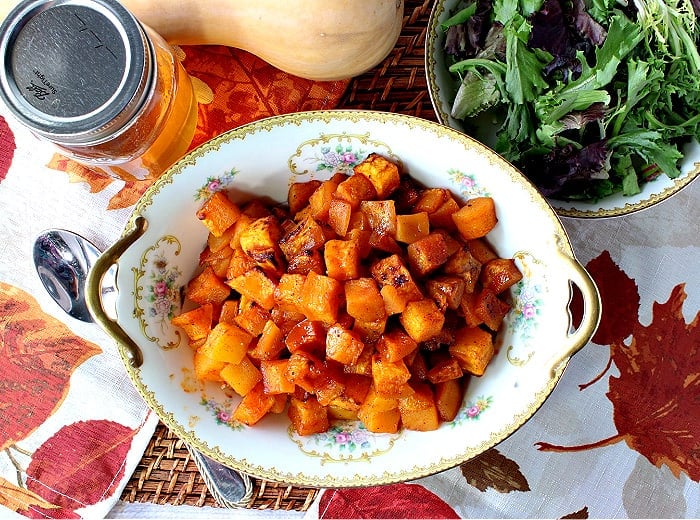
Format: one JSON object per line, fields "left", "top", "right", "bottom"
{"left": 26, "top": 420, "right": 139, "bottom": 509}
{"left": 460, "top": 448, "right": 530, "bottom": 493}
{"left": 0, "top": 476, "right": 58, "bottom": 513}
{"left": 0, "top": 283, "right": 102, "bottom": 450}
{"left": 0, "top": 115, "right": 16, "bottom": 183}
{"left": 537, "top": 283, "right": 700, "bottom": 482}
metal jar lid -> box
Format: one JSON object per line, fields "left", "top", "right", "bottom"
{"left": 0, "top": 0, "right": 153, "bottom": 145}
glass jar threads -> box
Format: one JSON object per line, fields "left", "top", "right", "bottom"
{"left": 0, "top": 0, "right": 198, "bottom": 181}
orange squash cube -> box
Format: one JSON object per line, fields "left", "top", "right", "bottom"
{"left": 344, "top": 277, "right": 386, "bottom": 322}
{"left": 288, "top": 396, "right": 329, "bottom": 436}
{"left": 238, "top": 215, "right": 285, "bottom": 276}
{"left": 308, "top": 179, "right": 340, "bottom": 222}
{"left": 217, "top": 300, "right": 239, "bottom": 324}
{"left": 335, "top": 172, "right": 377, "bottom": 209}
{"left": 467, "top": 237, "right": 499, "bottom": 264}
{"left": 353, "top": 153, "right": 401, "bottom": 198}
{"left": 288, "top": 180, "right": 322, "bottom": 216}
{"left": 234, "top": 298, "right": 270, "bottom": 336}
{"left": 260, "top": 359, "right": 296, "bottom": 394}
{"left": 248, "top": 319, "right": 286, "bottom": 361}
{"left": 226, "top": 267, "right": 277, "bottom": 310}
{"left": 220, "top": 355, "right": 263, "bottom": 396}
{"left": 232, "top": 381, "right": 276, "bottom": 426}
{"left": 199, "top": 245, "right": 233, "bottom": 278}
{"left": 415, "top": 188, "right": 450, "bottom": 214}
{"left": 300, "top": 271, "right": 344, "bottom": 325}
{"left": 399, "top": 299, "right": 445, "bottom": 343}
{"left": 480, "top": 258, "right": 523, "bottom": 294}
{"left": 443, "top": 246, "right": 482, "bottom": 293}
{"left": 376, "top": 329, "right": 418, "bottom": 362}
{"left": 225, "top": 247, "right": 257, "bottom": 279}
{"left": 395, "top": 212, "right": 430, "bottom": 244}
{"left": 398, "top": 383, "right": 439, "bottom": 431}
{"left": 371, "top": 354, "right": 411, "bottom": 396}
{"left": 171, "top": 303, "right": 213, "bottom": 344}
{"left": 425, "top": 276, "right": 466, "bottom": 311}
{"left": 426, "top": 356, "right": 463, "bottom": 384}
{"left": 371, "top": 254, "right": 423, "bottom": 314}
{"left": 285, "top": 319, "right": 327, "bottom": 357}
{"left": 324, "top": 239, "right": 361, "bottom": 280}
{"left": 474, "top": 289, "right": 511, "bottom": 331}
{"left": 274, "top": 273, "right": 306, "bottom": 313}
{"left": 449, "top": 326, "right": 495, "bottom": 376}
{"left": 192, "top": 348, "right": 226, "bottom": 383}
{"left": 186, "top": 266, "right": 231, "bottom": 306}
{"left": 428, "top": 194, "right": 460, "bottom": 230}
{"left": 357, "top": 385, "right": 401, "bottom": 433}
{"left": 407, "top": 232, "right": 451, "bottom": 276}
{"left": 199, "top": 321, "right": 253, "bottom": 365}
{"left": 279, "top": 215, "right": 327, "bottom": 260}
{"left": 360, "top": 199, "right": 397, "bottom": 237}
{"left": 328, "top": 198, "right": 353, "bottom": 237}
{"left": 326, "top": 323, "right": 365, "bottom": 365}
{"left": 196, "top": 191, "right": 242, "bottom": 237}
{"left": 434, "top": 379, "right": 463, "bottom": 422}
{"left": 452, "top": 196, "right": 498, "bottom": 240}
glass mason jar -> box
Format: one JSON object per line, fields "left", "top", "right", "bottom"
{"left": 0, "top": 0, "right": 198, "bottom": 181}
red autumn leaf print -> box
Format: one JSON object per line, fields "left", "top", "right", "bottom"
{"left": 537, "top": 283, "right": 700, "bottom": 482}
{"left": 0, "top": 283, "right": 102, "bottom": 450}
{"left": 26, "top": 420, "right": 139, "bottom": 509}
{"left": 460, "top": 448, "right": 530, "bottom": 492}
{"left": 318, "top": 483, "right": 459, "bottom": 519}
{"left": 0, "top": 116, "right": 16, "bottom": 183}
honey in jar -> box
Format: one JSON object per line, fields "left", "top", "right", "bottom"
{"left": 0, "top": 0, "right": 198, "bottom": 181}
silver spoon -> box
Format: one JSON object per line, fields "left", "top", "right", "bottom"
{"left": 32, "top": 229, "right": 251, "bottom": 508}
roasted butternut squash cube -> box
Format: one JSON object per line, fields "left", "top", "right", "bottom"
{"left": 353, "top": 153, "right": 401, "bottom": 198}
{"left": 273, "top": 273, "right": 306, "bottom": 314}
{"left": 232, "top": 381, "right": 276, "bottom": 426}
{"left": 371, "top": 254, "right": 423, "bottom": 314}
{"left": 300, "top": 271, "right": 344, "bottom": 324}
{"left": 193, "top": 348, "right": 226, "bottom": 382}
{"left": 425, "top": 276, "right": 466, "bottom": 311}
{"left": 395, "top": 212, "right": 430, "bottom": 244}
{"left": 285, "top": 351, "right": 321, "bottom": 393}
{"left": 407, "top": 232, "right": 451, "bottom": 276}
{"left": 171, "top": 303, "right": 213, "bottom": 344}
{"left": 352, "top": 316, "right": 387, "bottom": 343}
{"left": 344, "top": 343, "right": 375, "bottom": 376}
{"left": 196, "top": 191, "right": 242, "bottom": 237}
{"left": 218, "top": 300, "right": 239, "bottom": 324}
{"left": 398, "top": 383, "right": 439, "bottom": 431}
{"left": 399, "top": 299, "right": 445, "bottom": 343}
{"left": 328, "top": 198, "right": 353, "bottom": 237}
{"left": 285, "top": 319, "right": 327, "bottom": 357}
{"left": 225, "top": 247, "right": 257, "bottom": 279}
{"left": 324, "top": 239, "right": 361, "bottom": 280}
{"left": 415, "top": 188, "right": 450, "bottom": 214}
{"left": 328, "top": 374, "right": 372, "bottom": 419}
{"left": 220, "top": 355, "right": 263, "bottom": 396}
{"left": 360, "top": 199, "right": 397, "bottom": 237}
{"left": 287, "top": 249, "right": 325, "bottom": 275}
{"left": 459, "top": 290, "right": 484, "bottom": 328}
{"left": 434, "top": 379, "right": 463, "bottom": 422}
{"left": 288, "top": 396, "right": 329, "bottom": 436}
{"left": 270, "top": 394, "right": 288, "bottom": 414}
{"left": 288, "top": 180, "right": 322, "bottom": 216}
{"left": 449, "top": 326, "right": 494, "bottom": 376}
{"left": 200, "top": 245, "right": 233, "bottom": 278}
{"left": 207, "top": 224, "right": 237, "bottom": 253}
{"left": 260, "top": 359, "right": 296, "bottom": 394}
{"left": 428, "top": 194, "right": 460, "bottom": 230}
{"left": 357, "top": 385, "right": 401, "bottom": 433}
{"left": 443, "top": 246, "right": 482, "bottom": 293}
{"left": 467, "top": 238, "right": 499, "bottom": 264}
{"left": 326, "top": 323, "right": 365, "bottom": 365}
{"left": 242, "top": 199, "right": 272, "bottom": 219}
{"left": 480, "top": 258, "right": 523, "bottom": 294}
{"left": 199, "top": 321, "right": 253, "bottom": 365}
{"left": 312, "top": 362, "right": 347, "bottom": 406}
{"left": 344, "top": 277, "right": 386, "bottom": 322}
{"left": 234, "top": 298, "right": 270, "bottom": 336}
{"left": 376, "top": 329, "right": 418, "bottom": 362}
{"left": 238, "top": 215, "right": 285, "bottom": 276}
{"left": 308, "top": 179, "right": 341, "bottom": 222}
{"left": 248, "top": 319, "right": 286, "bottom": 361}
{"left": 227, "top": 267, "right": 277, "bottom": 310}
{"left": 335, "top": 171, "right": 377, "bottom": 209}
{"left": 279, "top": 215, "right": 327, "bottom": 260}
{"left": 474, "top": 289, "right": 511, "bottom": 331}
{"left": 371, "top": 354, "right": 411, "bottom": 396}
{"left": 186, "top": 265, "right": 231, "bottom": 306}
{"left": 426, "top": 356, "right": 463, "bottom": 384}
{"left": 452, "top": 196, "right": 498, "bottom": 240}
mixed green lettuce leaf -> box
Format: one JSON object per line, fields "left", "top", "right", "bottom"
{"left": 443, "top": 0, "right": 700, "bottom": 201}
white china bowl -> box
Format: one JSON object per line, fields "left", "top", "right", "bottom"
{"left": 425, "top": 0, "right": 700, "bottom": 218}
{"left": 87, "top": 110, "right": 600, "bottom": 487}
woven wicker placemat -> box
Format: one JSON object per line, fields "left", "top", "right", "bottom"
{"left": 120, "top": 0, "right": 436, "bottom": 510}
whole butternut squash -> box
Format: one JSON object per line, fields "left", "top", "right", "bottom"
{"left": 0, "top": 0, "right": 404, "bottom": 80}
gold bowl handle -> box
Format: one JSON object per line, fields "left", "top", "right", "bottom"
{"left": 86, "top": 216, "right": 148, "bottom": 368}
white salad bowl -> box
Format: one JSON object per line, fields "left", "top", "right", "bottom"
{"left": 425, "top": 0, "right": 700, "bottom": 218}
{"left": 86, "top": 110, "right": 600, "bottom": 487}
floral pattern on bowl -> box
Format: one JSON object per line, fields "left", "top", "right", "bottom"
{"left": 133, "top": 235, "right": 185, "bottom": 350}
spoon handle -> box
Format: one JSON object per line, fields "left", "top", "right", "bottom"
{"left": 186, "top": 445, "right": 252, "bottom": 507}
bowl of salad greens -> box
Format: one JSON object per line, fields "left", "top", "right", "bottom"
{"left": 426, "top": 0, "right": 700, "bottom": 217}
